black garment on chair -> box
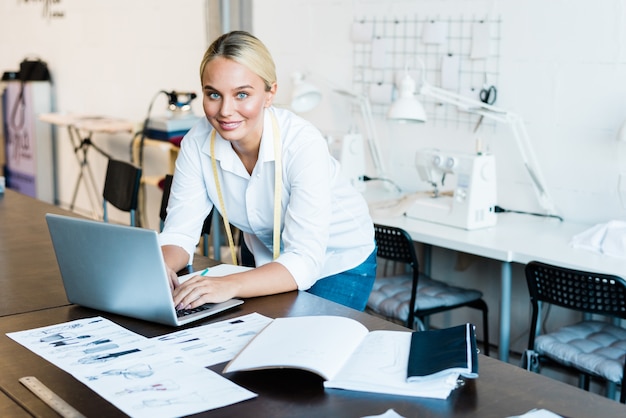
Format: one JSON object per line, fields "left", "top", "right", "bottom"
{"left": 239, "top": 234, "right": 255, "bottom": 268}
{"left": 367, "top": 223, "right": 490, "bottom": 356}
{"left": 158, "top": 174, "right": 174, "bottom": 231}
{"left": 158, "top": 174, "right": 254, "bottom": 266}
{"left": 102, "top": 159, "right": 142, "bottom": 226}
{"left": 525, "top": 261, "right": 626, "bottom": 403}
{"left": 158, "top": 174, "right": 214, "bottom": 258}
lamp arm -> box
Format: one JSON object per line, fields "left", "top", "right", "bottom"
{"left": 328, "top": 86, "right": 388, "bottom": 180}
{"left": 421, "top": 83, "right": 506, "bottom": 115}
{"left": 505, "top": 113, "right": 558, "bottom": 215}
{"left": 359, "top": 97, "right": 387, "bottom": 178}
{"left": 420, "top": 82, "right": 558, "bottom": 216}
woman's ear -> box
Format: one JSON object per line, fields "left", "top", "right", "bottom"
{"left": 265, "top": 82, "right": 278, "bottom": 108}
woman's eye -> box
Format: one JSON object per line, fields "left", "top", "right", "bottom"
{"left": 208, "top": 92, "right": 220, "bottom": 100}
{"left": 236, "top": 92, "right": 249, "bottom": 99}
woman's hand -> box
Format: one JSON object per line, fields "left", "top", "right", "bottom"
{"left": 172, "top": 275, "right": 239, "bottom": 311}
{"left": 172, "top": 263, "right": 297, "bottom": 311}
{"left": 165, "top": 265, "right": 181, "bottom": 292}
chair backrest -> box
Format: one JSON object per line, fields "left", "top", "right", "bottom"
{"left": 374, "top": 224, "right": 420, "bottom": 270}
{"left": 373, "top": 224, "right": 422, "bottom": 328}
{"left": 202, "top": 210, "right": 213, "bottom": 235}
{"left": 525, "top": 260, "right": 626, "bottom": 348}
{"left": 158, "top": 174, "right": 213, "bottom": 235}
{"left": 525, "top": 261, "right": 626, "bottom": 319}
{"left": 159, "top": 174, "right": 174, "bottom": 231}
{"left": 102, "top": 159, "right": 142, "bottom": 226}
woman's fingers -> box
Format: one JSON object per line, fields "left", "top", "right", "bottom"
{"left": 173, "top": 276, "right": 227, "bottom": 309}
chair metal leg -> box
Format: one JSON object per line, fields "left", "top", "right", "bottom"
{"left": 203, "top": 233, "right": 209, "bottom": 257}
{"left": 481, "top": 304, "right": 490, "bottom": 357}
{"left": 606, "top": 381, "right": 617, "bottom": 401}
{"left": 467, "top": 299, "right": 490, "bottom": 357}
{"left": 579, "top": 374, "right": 590, "bottom": 391}
{"left": 103, "top": 201, "right": 108, "bottom": 222}
{"left": 406, "top": 312, "right": 415, "bottom": 330}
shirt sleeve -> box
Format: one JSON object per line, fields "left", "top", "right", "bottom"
{"left": 158, "top": 126, "right": 213, "bottom": 262}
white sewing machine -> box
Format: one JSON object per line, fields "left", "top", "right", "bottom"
{"left": 405, "top": 149, "right": 497, "bottom": 230}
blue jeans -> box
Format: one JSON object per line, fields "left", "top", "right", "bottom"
{"left": 306, "top": 246, "right": 377, "bottom": 311}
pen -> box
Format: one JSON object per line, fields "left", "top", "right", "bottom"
{"left": 200, "top": 268, "right": 210, "bottom": 276}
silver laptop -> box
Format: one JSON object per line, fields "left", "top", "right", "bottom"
{"left": 45, "top": 213, "right": 243, "bottom": 326}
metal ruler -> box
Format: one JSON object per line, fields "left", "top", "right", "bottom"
{"left": 19, "top": 376, "right": 86, "bottom": 418}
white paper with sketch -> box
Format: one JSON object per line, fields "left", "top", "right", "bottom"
{"left": 7, "top": 316, "right": 256, "bottom": 418}
{"left": 223, "top": 316, "right": 459, "bottom": 399}
{"left": 151, "top": 312, "right": 273, "bottom": 367}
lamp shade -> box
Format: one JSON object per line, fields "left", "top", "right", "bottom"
{"left": 290, "top": 72, "right": 322, "bottom": 113}
{"left": 387, "top": 74, "right": 427, "bottom": 123}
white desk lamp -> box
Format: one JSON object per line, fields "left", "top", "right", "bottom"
{"left": 290, "top": 72, "right": 322, "bottom": 113}
{"left": 334, "top": 88, "right": 387, "bottom": 181}
{"left": 289, "top": 74, "right": 388, "bottom": 184}
{"left": 387, "top": 68, "right": 559, "bottom": 216}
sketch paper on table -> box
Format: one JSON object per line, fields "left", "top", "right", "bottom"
{"left": 152, "top": 312, "right": 273, "bottom": 367}
{"left": 81, "top": 349, "right": 255, "bottom": 418}
{"left": 6, "top": 317, "right": 151, "bottom": 370}
{"left": 6, "top": 316, "right": 256, "bottom": 417}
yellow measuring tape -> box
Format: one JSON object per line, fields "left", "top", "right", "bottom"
{"left": 210, "top": 111, "right": 282, "bottom": 265}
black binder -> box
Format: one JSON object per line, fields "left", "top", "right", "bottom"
{"left": 407, "top": 323, "right": 479, "bottom": 382}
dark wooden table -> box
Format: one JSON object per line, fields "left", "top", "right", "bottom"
{"left": 0, "top": 189, "right": 214, "bottom": 317}
{"left": 2, "top": 190, "right": 625, "bottom": 417}
{"left": 1, "top": 291, "right": 625, "bottom": 418}
{"left": 0, "top": 190, "right": 75, "bottom": 316}
{"left": 0, "top": 389, "right": 30, "bottom": 417}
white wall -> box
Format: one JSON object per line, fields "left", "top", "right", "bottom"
{"left": 0, "top": 0, "right": 208, "bottom": 228}
{"left": 254, "top": 0, "right": 626, "bottom": 224}
{"left": 252, "top": 0, "right": 626, "bottom": 357}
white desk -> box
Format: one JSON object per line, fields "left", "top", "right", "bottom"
{"left": 40, "top": 113, "right": 135, "bottom": 218}
{"left": 370, "top": 207, "right": 626, "bottom": 362}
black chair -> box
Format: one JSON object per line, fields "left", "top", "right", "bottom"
{"left": 158, "top": 174, "right": 255, "bottom": 265}
{"left": 102, "top": 159, "right": 142, "bottom": 226}
{"left": 158, "top": 174, "right": 174, "bottom": 232}
{"left": 158, "top": 174, "right": 214, "bottom": 257}
{"left": 524, "top": 261, "right": 626, "bottom": 403}
{"left": 367, "top": 223, "right": 490, "bottom": 356}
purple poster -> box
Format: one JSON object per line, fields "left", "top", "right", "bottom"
{"left": 4, "top": 82, "right": 37, "bottom": 197}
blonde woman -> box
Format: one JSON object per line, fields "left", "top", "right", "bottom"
{"left": 159, "top": 31, "right": 376, "bottom": 311}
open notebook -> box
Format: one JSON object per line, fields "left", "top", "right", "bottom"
{"left": 45, "top": 213, "right": 243, "bottom": 326}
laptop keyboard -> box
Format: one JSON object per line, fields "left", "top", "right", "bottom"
{"left": 176, "top": 303, "right": 216, "bottom": 318}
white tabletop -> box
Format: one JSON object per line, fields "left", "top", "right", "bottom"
{"left": 367, "top": 187, "right": 626, "bottom": 276}
{"left": 373, "top": 212, "right": 626, "bottom": 274}
{"left": 39, "top": 113, "right": 135, "bottom": 134}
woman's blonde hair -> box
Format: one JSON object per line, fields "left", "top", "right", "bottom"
{"left": 200, "top": 31, "right": 276, "bottom": 92}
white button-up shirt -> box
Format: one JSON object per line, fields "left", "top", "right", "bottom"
{"left": 158, "top": 106, "right": 375, "bottom": 290}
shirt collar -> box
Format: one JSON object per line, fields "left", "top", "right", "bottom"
{"left": 259, "top": 107, "right": 277, "bottom": 164}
